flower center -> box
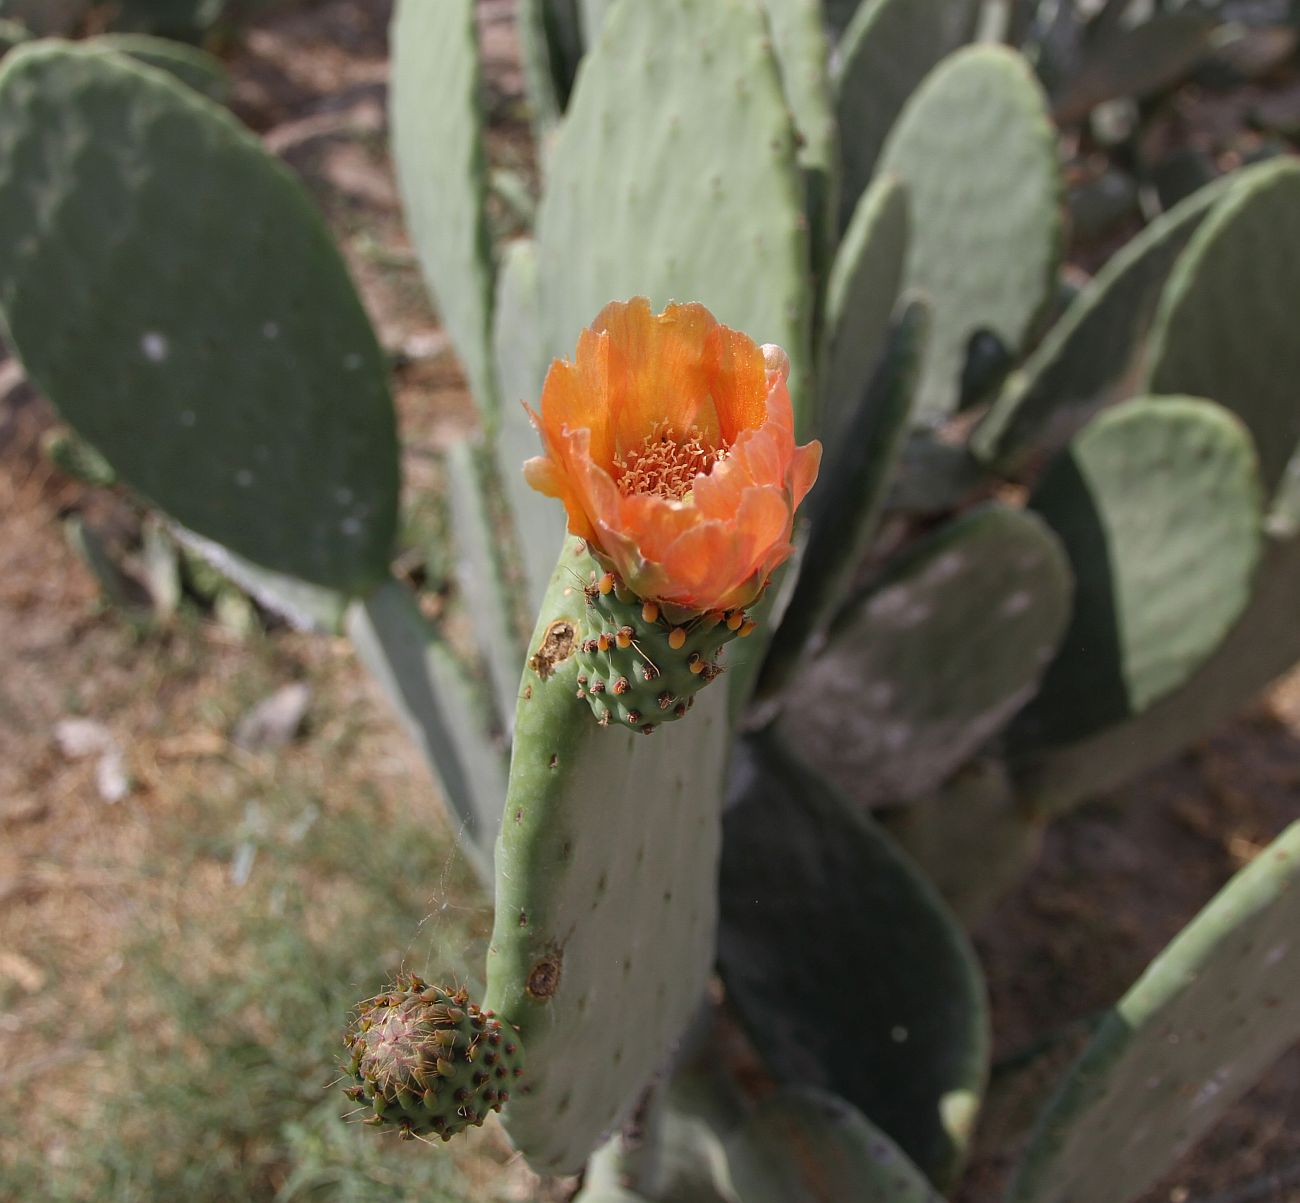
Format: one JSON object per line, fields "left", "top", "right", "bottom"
{"left": 614, "top": 421, "right": 728, "bottom": 501}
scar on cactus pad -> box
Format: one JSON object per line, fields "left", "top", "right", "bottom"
{"left": 343, "top": 974, "right": 524, "bottom": 1142}
{"left": 524, "top": 299, "right": 821, "bottom": 727}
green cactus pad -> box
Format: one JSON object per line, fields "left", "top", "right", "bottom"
{"left": 818, "top": 173, "right": 909, "bottom": 450}
{"left": 390, "top": 0, "right": 499, "bottom": 420}
{"left": 492, "top": 238, "right": 567, "bottom": 614}
{"left": 484, "top": 538, "right": 731, "bottom": 1173}
{"left": 833, "top": 0, "right": 979, "bottom": 231}
{"left": 1015, "top": 396, "right": 1262, "bottom": 749}
{"left": 725, "top": 1087, "right": 944, "bottom": 1203}
{"left": 777, "top": 504, "right": 1071, "bottom": 808}
{"left": 759, "top": 0, "right": 833, "bottom": 177}
{"left": 446, "top": 438, "right": 531, "bottom": 734}
{"left": 1007, "top": 822, "right": 1300, "bottom": 1203}
{"left": 344, "top": 974, "right": 524, "bottom": 1142}
{"left": 1014, "top": 532, "right": 1300, "bottom": 814}
{"left": 577, "top": 0, "right": 840, "bottom": 196}
{"left": 972, "top": 174, "right": 1227, "bottom": 473}
{"left": 0, "top": 44, "right": 399, "bottom": 594}
{"left": 875, "top": 44, "right": 1060, "bottom": 423}
{"left": 571, "top": 576, "right": 748, "bottom": 732}
{"left": 1051, "top": 11, "right": 1216, "bottom": 124}
{"left": 762, "top": 300, "right": 925, "bottom": 696}
{"left": 87, "top": 33, "right": 230, "bottom": 102}
{"left": 718, "top": 736, "right": 989, "bottom": 1186}
{"left": 535, "top": 0, "right": 812, "bottom": 430}
{"left": 1145, "top": 157, "right": 1300, "bottom": 495}
{"left": 516, "top": 0, "right": 583, "bottom": 135}
{"left": 759, "top": 0, "right": 836, "bottom": 303}
{"left": 346, "top": 581, "right": 508, "bottom": 879}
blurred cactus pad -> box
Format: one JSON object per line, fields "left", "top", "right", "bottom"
{"left": 0, "top": 0, "right": 1298, "bottom": 1200}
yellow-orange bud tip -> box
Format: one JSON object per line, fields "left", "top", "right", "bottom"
{"left": 641, "top": 601, "right": 660, "bottom": 624}
{"left": 598, "top": 573, "right": 615, "bottom": 596}
{"left": 668, "top": 627, "right": 687, "bottom": 650}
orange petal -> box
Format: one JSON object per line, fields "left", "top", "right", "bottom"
{"left": 540, "top": 354, "right": 616, "bottom": 474}
{"left": 706, "top": 324, "right": 769, "bottom": 445}
{"left": 592, "top": 299, "right": 723, "bottom": 454}
{"left": 790, "top": 441, "right": 823, "bottom": 509}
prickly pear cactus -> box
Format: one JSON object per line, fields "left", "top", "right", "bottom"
{"left": 818, "top": 172, "right": 910, "bottom": 450}
{"left": 778, "top": 504, "right": 1072, "bottom": 808}
{"left": 1008, "top": 822, "right": 1300, "bottom": 1203}
{"left": 484, "top": 539, "right": 731, "bottom": 1174}
{"left": 1015, "top": 396, "right": 1262, "bottom": 748}
{"left": 571, "top": 570, "right": 753, "bottom": 731}
{"left": 343, "top": 973, "right": 524, "bottom": 1142}
{"left": 833, "top": 0, "right": 980, "bottom": 230}
{"left": 875, "top": 44, "right": 1060, "bottom": 422}
{"left": 0, "top": 44, "right": 399, "bottom": 594}
{"left": 390, "top": 0, "right": 499, "bottom": 421}
{"left": 1145, "top": 157, "right": 1300, "bottom": 494}
{"left": 972, "top": 174, "right": 1228, "bottom": 472}
{"left": 492, "top": 238, "right": 565, "bottom": 614}
{"left": 719, "top": 736, "right": 989, "bottom": 1186}
{"left": 86, "top": 33, "right": 230, "bottom": 102}
{"left": 535, "top": 0, "right": 812, "bottom": 427}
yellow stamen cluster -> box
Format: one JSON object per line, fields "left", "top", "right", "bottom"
{"left": 614, "top": 421, "right": 728, "bottom": 501}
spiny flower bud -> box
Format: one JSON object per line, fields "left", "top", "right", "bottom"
{"left": 343, "top": 973, "right": 524, "bottom": 1141}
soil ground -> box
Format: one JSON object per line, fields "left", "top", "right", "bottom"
{"left": 1, "top": 2, "right": 1296, "bottom": 1201}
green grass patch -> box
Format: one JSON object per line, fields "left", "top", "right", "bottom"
{"left": 6, "top": 778, "right": 505, "bottom": 1202}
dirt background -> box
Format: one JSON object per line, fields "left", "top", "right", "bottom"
{"left": 1, "top": 1, "right": 1296, "bottom": 1200}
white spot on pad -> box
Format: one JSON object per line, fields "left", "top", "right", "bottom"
{"left": 340, "top": 517, "right": 363, "bottom": 537}
{"left": 1002, "top": 590, "right": 1032, "bottom": 617}
{"left": 930, "top": 551, "right": 966, "bottom": 582}
{"left": 235, "top": 469, "right": 254, "bottom": 488}
{"left": 343, "top": 352, "right": 364, "bottom": 371}
{"left": 1265, "top": 942, "right": 1288, "bottom": 967}
{"left": 262, "top": 321, "right": 280, "bottom": 340}
{"left": 141, "top": 331, "right": 169, "bottom": 362}
{"left": 179, "top": 410, "right": 197, "bottom": 428}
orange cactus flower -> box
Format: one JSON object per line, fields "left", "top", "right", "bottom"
{"left": 523, "top": 298, "right": 822, "bottom": 616}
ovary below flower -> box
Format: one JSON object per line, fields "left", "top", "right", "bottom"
{"left": 523, "top": 297, "right": 821, "bottom": 617}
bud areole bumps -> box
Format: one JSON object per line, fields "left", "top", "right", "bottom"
{"left": 524, "top": 298, "right": 821, "bottom": 728}
{"left": 343, "top": 974, "right": 525, "bottom": 1142}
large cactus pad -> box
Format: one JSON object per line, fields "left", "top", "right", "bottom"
{"left": 0, "top": 44, "right": 399, "bottom": 593}
{"left": 875, "top": 45, "right": 1059, "bottom": 422}
{"left": 536, "top": 0, "right": 812, "bottom": 428}
{"left": 1016, "top": 396, "right": 1262, "bottom": 748}
{"left": 1008, "top": 823, "right": 1300, "bottom": 1203}
{"left": 485, "top": 539, "right": 730, "bottom": 1173}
